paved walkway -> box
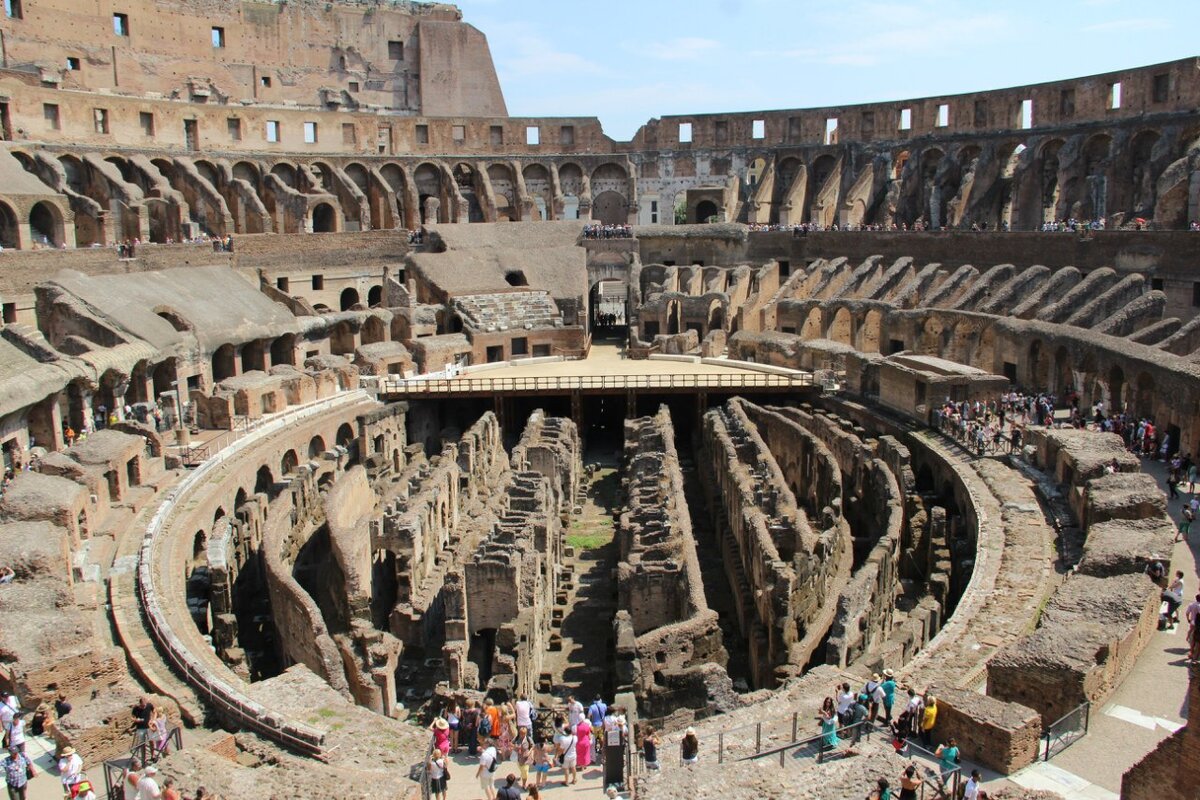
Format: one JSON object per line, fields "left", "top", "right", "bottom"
{"left": 1001, "top": 455, "right": 1195, "bottom": 797}
{"left": 443, "top": 748, "right": 608, "bottom": 800}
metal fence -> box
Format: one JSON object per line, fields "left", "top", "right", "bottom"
{"left": 898, "top": 740, "right": 964, "bottom": 800}
{"left": 102, "top": 726, "right": 185, "bottom": 800}
{"left": 380, "top": 371, "right": 813, "bottom": 396}
{"left": 742, "top": 720, "right": 875, "bottom": 768}
{"left": 1041, "top": 701, "right": 1090, "bottom": 761}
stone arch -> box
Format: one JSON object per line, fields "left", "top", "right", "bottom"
{"left": 452, "top": 163, "right": 485, "bottom": 222}
{"left": 558, "top": 162, "right": 584, "bottom": 213}
{"left": 487, "top": 163, "right": 519, "bottom": 222}
{"left": 232, "top": 161, "right": 260, "bottom": 189}
{"left": 413, "top": 163, "right": 444, "bottom": 224}
{"left": 340, "top": 287, "right": 360, "bottom": 311}
{"left": 280, "top": 449, "right": 299, "bottom": 477}
{"left": 593, "top": 191, "right": 628, "bottom": 225}
{"left": 808, "top": 154, "right": 838, "bottom": 222}
{"left": 379, "top": 163, "right": 409, "bottom": 227}
{"left": 270, "top": 162, "right": 298, "bottom": 188}
{"left": 707, "top": 298, "right": 725, "bottom": 333}
{"left": 311, "top": 202, "right": 337, "bottom": 233}
{"left": 828, "top": 306, "right": 853, "bottom": 344}
{"left": 522, "top": 163, "right": 552, "bottom": 220}
{"left": 799, "top": 307, "right": 823, "bottom": 340}
{"left": 194, "top": 159, "right": 220, "bottom": 187}
{"left": 694, "top": 200, "right": 718, "bottom": 224}
{"left": 362, "top": 315, "right": 385, "bottom": 344}
{"left": 1126, "top": 129, "right": 1161, "bottom": 219}
{"left": 367, "top": 285, "right": 383, "bottom": 308}
{"left": 212, "top": 343, "right": 236, "bottom": 383}
{"left": 29, "top": 201, "right": 64, "bottom": 247}
{"left": 918, "top": 316, "right": 945, "bottom": 355}
{"left": 270, "top": 334, "right": 295, "bottom": 367}
{"left": 974, "top": 324, "right": 996, "bottom": 372}
{"left": 893, "top": 150, "right": 910, "bottom": 181}
{"left": 0, "top": 198, "right": 19, "bottom": 249}
{"left": 254, "top": 464, "right": 276, "bottom": 497}
{"left": 308, "top": 435, "right": 326, "bottom": 459}
{"left": 858, "top": 308, "right": 883, "bottom": 353}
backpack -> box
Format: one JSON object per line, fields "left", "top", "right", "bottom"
{"left": 487, "top": 751, "right": 498, "bottom": 773}
{"left": 479, "top": 713, "right": 493, "bottom": 737}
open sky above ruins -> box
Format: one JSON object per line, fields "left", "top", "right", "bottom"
{"left": 458, "top": 0, "right": 1200, "bottom": 141}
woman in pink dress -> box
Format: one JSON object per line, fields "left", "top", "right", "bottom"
{"left": 575, "top": 717, "right": 593, "bottom": 768}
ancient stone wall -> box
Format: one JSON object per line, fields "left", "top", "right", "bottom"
{"left": 617, "top": 406, "right": 725, "bottom": 716}
{"left": 700, "top": 398, "right": 851, "bottom": 687}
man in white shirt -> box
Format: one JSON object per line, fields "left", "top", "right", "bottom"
{"left": 475, "top": 738, "right": 497, "bottom": 800}
{"left": 963, "top": 769, "right": 982, "bottom": 800}
{"left": 135, "top": 765, "right": 161, "bottom": 800}
{"left": 122, "top": 758, "right": 142, "bottom": 800}
{"left": 514, "top": 693, "right": 533, "bottom": 731}
{"left": 835, "top": 682, "right": 855, "bottom": 723}
{"left": 566, "top": 695, "right": 584, "bottom": 729}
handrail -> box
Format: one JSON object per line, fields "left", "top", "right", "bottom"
{"left": 380, "top": 371, "right": 813, "bottom": 395}
{"left": 900, "top": 739, "right": 964, "bottom": 800}
{"left": 736, "top": 720, "right": 873, "bottom": 767}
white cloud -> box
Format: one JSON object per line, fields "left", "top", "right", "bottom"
{"left": 649, "top": 37, "right": 722, "bottom": 61}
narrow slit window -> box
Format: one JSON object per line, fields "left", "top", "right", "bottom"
{"left": 899, "top": 108, "right": 912, "bottom": 130}
{"left": 1108, "top": 82, "right": 1122, "bottom": 110}
{"left": 1020, "top": 99, "right": 1033, "bottom": 129}
{"left": 751, "top": 119, "right": 765, "bottom": 139}
{"left": 211, "top": 27, "right": 225, "bottom": 48}
{"left": 525, "top": 126, "right": 540, "bottom": 146}
{"left": 936, "top": 104, "right": 949, "bottom": 127}
{"left": 678, "top": 122, "right": 692, "bottom": 143}
{"left": 113, "top": 13, "right": 129, "bottom": 37}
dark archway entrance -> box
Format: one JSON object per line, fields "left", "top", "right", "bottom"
{"left": 312, "top": 203, "right": 336, "bottom": 233}
{"left": 340, "top": 287, "right": 360, "bottom": 311}
{"left": 592, "top": 191, "right": 627, "bottom": 225}
{"left": 695, "top": 200, "right": 718, "bottom": 223}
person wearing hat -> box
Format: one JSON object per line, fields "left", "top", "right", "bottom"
{"left": 430, "top": 717, "right": 451, "bottom": 758}
{"left": 135, "top": 765, "right": 160, "bottom": 800}
{"left": 864, "top": 673, "right": 883, "bottom": 722}
{"left": 58, "top": 746, "right": 83, "bottom": 795}
{"left": 3, "top": 744, "right": 33, "bottom": 799}
{"left": 880, "top": 669, "right": 897, "bottom": 723}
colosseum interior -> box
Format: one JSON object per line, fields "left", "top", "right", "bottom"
{"left": 0, "top": 2, "right": 1197, "bottom": 798}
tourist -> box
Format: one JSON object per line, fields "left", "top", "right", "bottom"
{"left": 476, "top": 736, "right": 499, "bottom": 800}
{"left": 1178, "top": 505, "right": 1194, "bottom": 543}
{"left": 530, "top": 740, "right": 551, "bottom": 788}
{"left": 963, "top": 769, "right": 983, "bottom": 800}
{"left": 640, "top": 725, "right": 660, "bottom": 771}
{"left": 526, "top": 786, "right": 540, "bottom": 800}
{"left": 890, "top": 710, "right": 910, "bottom": 754}
{"left": 3, "top": 745, "right": 33, "bottom": 800}
{"left": 935, "top": 737, "right": 961, "bottom": 782}
{"left": 514, "top": 726, "right": 533, "bottom": 788}
{"left": 29, "top": 705, "right": 48, "bottom": 738}
{"left": 481, "top": 698, "right": 501, "bottom": 743}
{"left": 499, "top": 701, "right": 516, "bottom": 760}
{"left": 920, "top": 694, "right": 938, "bottom": 747}
{"left": 1186, "top": 593, "right": 1200, "bottom": 663}
{"left": 132, "top": 697, "right": 154, "bottom": 751}
{"left": 55, "top": 694, "right": 72, "bottom": 719}
{"left": 427, "top": 746, "right": 448, "bottom": 800}
{"left": 849, "top": 694, "right": 870, "bottom": 743}
{"left": 905, "top": 689, "right": 924, "bottom": 738}
{"left": 445, "top": 701, "right": 461, "bottom": 752}
{"left": 57, "top": 746, "right": 83, "bottom": 795}
{"left": 1163, "top": 571, "right": 1186, "bottom": 626}
{"left": 864, "top": 673, "right": 883, "bottom": 721}
{"left": 122, "top": 757, "right": 142, "bottom": 800}
{"left": 867, "top": 776, "right": 892, "bottom": 800}
{"left": 897, "top": 764, "right": 921, "bottom": 800}
{"left": 557, "top": 723, "right": 578, "bottom": 785}
{"left": 160, "top": 777, "right": 181, "bottom": 800}
{"left": 680, "top": 726, "right": 700, "bottom": 765}
{"left": 514, "top": 693, "right": 534, "bottom": 736}
{"left": 496, "top": 773, "right": 522, "bottom": 800}
{"left": 431, "top": 716, "right": 451, "bottom": 759}
{"left": 587, "top": 695, "right": 607, "bottom": 763}
{"left": 6, "top": 715, "right": 24, "bottom": 756}
{"left": 880, "top": 669, "right": 897, "bottom": 722}
{"left": 565, "top": 695, "right": 584, "bottom": 730}
{"left": 135, "top": 764, "right": 161, "bottom": 799}
{"left": 463, "top": 700, "right": 481, "bottom": 756}
{"left": 0, "top": 693, "right": 14, "bottom": 740}
{"left": 817, "top": 710, "right": 839, "bottom": 757}
{"left": 836, "top": 682, "right": 856, "bottom": 724}
{"left": 151, "top": 707, "right": 171, "bottom": 760}
{"left": 575, "top": 714, "right": 593, "bottom": 768}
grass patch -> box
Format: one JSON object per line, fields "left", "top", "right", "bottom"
{"left": 567, "top": 531, "right": 611, "bottom": 551}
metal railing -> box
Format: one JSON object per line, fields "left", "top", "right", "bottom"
{"left": 899, "top": 740, "right": 964, "bottom": 800}
{"left": 380, "top": 371, "right": 813, "bottom": 395}
{"left": 741, "top": 719, "right": 874, "bottom": 768}
{"left": 131, "top": 725, "right": 183, "bottom": 765}
{"left": 1041, "top": 701, "right": 1090, "bottom": 761}
{"left": 102, "top": 726, "right": 185, "bottom": 800}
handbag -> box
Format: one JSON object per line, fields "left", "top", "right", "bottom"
{"left": 24, "top": 757, "right": 34, "bottom": 779}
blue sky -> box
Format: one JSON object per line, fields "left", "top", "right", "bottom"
{"left": 455, "top": 0, "right": 1199, "bottom": 141}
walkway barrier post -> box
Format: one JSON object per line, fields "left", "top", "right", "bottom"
{"left": 755, "top": 721, "right": 762, "bottom": 754}
{"left": 718, "top": 731, "right": 724, "bottom": 764}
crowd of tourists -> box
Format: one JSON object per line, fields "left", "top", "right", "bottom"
{"left": 582, "top": 223, "right": 633, "bottom": 239}
{"left": 425, "top": 693, "right": 629, "bottom": 799}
